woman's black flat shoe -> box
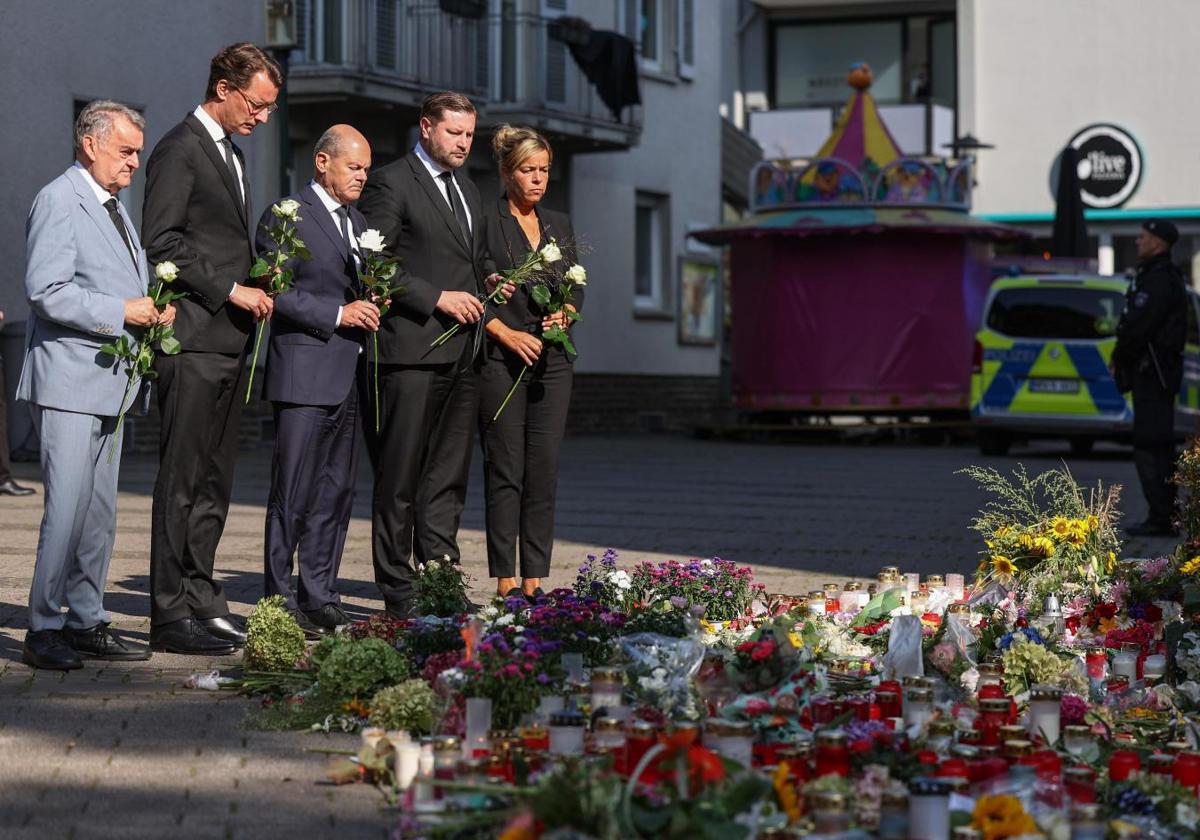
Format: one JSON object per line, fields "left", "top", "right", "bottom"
{"left": 503, "top": 587, "right": 524, "bottom": 599}
{"left": 526, "top": 587, "right": 545, "bottom": 602}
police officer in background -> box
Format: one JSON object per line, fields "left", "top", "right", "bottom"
{"left": 1112, "top": 219, "right": 1188, "bottom": 537}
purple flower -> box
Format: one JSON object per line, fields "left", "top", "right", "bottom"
{"left": 536, "top": 673, "right": 550, "bottom": 685}
{"left": 669, "top": 595, "right": 688, "bottom": 610}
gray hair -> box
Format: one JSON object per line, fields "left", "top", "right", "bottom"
{"left": 314, "top": 127, "right": 343, "bottom": 159}
{"left": 74, "top": 100, "right": 145, "bottom": 153}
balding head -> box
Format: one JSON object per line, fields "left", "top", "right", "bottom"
{"left": 314, "top": 124, "right": 371, "bottom": 205}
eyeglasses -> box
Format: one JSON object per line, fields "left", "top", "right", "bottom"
{"left": 234, "top": 87, "right": 279, "bottom": 116}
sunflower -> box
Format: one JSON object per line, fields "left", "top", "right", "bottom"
{"left": 1050, "top": 517, "right": 1072, "bottom": 539}
{"left": 1027, "top": 536, "right": 1055, "bottom": 558}
{"left": 1085, "top": 514, "right": 1099, "bottom": 532}
{"left": 1180, "top": 556, "right": 1200, "bottom": 576}
{"left": 971, "top": 794, "right": 1037, "bottom": 840}
{"left": 993, "top": 525, "right": 1014, "bottom": 539}
{"left": 1106, "top": 551, "right": 1117, "bottom": 574}
{"left": 991, "top": 555, "right": 1018, "bottom": 576}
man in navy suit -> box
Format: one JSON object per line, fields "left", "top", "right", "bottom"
{"left": 257, "top": 125, "right": 380, "bottom": 636}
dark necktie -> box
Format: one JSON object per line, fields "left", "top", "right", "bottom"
{"left": 335, "top": 205, "right": 359, "bottom": 263}
{"left": 103, "top": 197, "right": 137, "bottom": 266}
{"left": 218, "top": 136, "right": 246, "bottom": 211}
{"left": 437, "top": 170, "right": 472, "bottom": 247}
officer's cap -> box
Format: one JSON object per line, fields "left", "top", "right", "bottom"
{"left": 1142, "top": 218, "right": 1179, "bottom": 247}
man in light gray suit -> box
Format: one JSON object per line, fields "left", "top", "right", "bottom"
{"left": 18, "top": 100, "right": 175, "bottom": 670}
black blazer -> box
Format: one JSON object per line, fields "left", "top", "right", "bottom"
{"left": 355, "top": 151, "right": 489, "bottom": 365}
{"left": 257, "top": 184, "right": 366, "bottom": 407}
{"left": 481, "top": 198, "right": 583, "bottom": 356}
{"left": 143, "top": 113, "right": 256, "bottom": 353}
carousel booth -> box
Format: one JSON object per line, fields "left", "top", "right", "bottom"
{"left": 695, "top": 67, "right": 1022, "bottom": 415}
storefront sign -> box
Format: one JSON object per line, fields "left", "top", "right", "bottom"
{"left": 1068, "top": 124, "right": 1142, "bottom": 208}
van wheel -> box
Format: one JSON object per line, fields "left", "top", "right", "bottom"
{"left": 1070, "top": 438, "right": 1095, "bottom": 456}
{"left": 977, "top": 430, "right": 1012, "bottom": 456}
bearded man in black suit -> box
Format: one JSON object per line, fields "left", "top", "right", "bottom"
{"left": 142, "top": 43, "right": 282, "bottom": 654}
{"left": 356, "top": 91, "right": 488, "bottom": 617}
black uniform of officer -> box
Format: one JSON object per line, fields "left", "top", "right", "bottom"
{"left": 1112, "top": 218, "right": 1188, "bottom": 537}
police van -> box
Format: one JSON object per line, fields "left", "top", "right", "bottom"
{"left": 970, "top": 274, "right": 1200, "bottom": 455}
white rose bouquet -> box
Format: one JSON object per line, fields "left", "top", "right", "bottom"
{"left": 244, "top": 200, "right": 312, "bottom": 403}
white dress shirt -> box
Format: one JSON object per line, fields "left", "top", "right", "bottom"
{"left": 413, "top": 142, "right": 472, "bottom": 233}
{"left": 193, "top": 105, "right": 245, "bottom": 301}
{"left": 73, "top": 160, "right": 116, "bottom": 205}
{"left": 310, "top": 180, "right": 360, "bottom": 330}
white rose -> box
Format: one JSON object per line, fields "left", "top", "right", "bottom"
{"left": 539, "top": 241, "right": 562, "bottom": 264}
{"left": 565, "top": 264, "right": 587, "bottom": 286}
{"left": 154, "top": 261, "right": 179, "bottom": 282}
{"left": 357, "top": 228, "right": 386, "bottom": 253}
{"left": 272, "top": 199, "right": 301, "bottom": 221}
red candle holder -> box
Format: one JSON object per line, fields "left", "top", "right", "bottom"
{"left": 1109, "top": 750, "right": 1141, "bottom": 782}
{"left": 1172, "top": 752, "right": 1200, "bottom": 793}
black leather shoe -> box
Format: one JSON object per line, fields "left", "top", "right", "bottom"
{"left": 0, "top": 479, "right": 34, "bottom": 496}
{"left": 526, "top": 587, "right": 546, "bottom": 602}
{"left": 503, "top": 587, "right": 523, "bottom": 599}
{"left": 22, "top": 630, "right": 82, "bottom": 670}
{"left": 1124, "top": 520, "right": 1178, "bottom": 538}
{"left": 290, "top": 609, "right": 328, "bottom": 639}
{"left": 304, "top": 603, "right": 349, "bottom": 633}
{"left": 150, "top": 617, "right": 237, "bottom": 655}
{"left": 65, "top": 623, "right": 151, "bottom": 661}
{"left": 200, "top": 615, "right": 247, "bottom": 646}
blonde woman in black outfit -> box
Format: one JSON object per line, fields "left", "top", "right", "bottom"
{"left": 478, "top": 126, "right": 582, "bottom": 600}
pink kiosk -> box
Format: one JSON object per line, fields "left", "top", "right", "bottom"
{"left": 694, "top": 66, "right": 1023, "bottom": 417}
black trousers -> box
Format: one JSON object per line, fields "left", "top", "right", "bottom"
{"left": 1132, "top": 383, "right": 1177, "bottom": 526}
{"left": 0, "top": 363, "right": 11, "bottom": 484}
{"left": 362, "top": 349, "right": 476, "bottom": 609}
{"left": 149, "top": 350, "right": 244, "bottom": 625}
{"left": 476, "top": 347, "right": 573, "bottom": 579}
{"left": 263, "top": 389, "right": 359, "bottom": 611}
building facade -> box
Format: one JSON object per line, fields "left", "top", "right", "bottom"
{"left": 736, "top": 0, "right": 1200, "bottom": 279}
{"left": 1, "top": 0, "right": 758, "bottom": 452}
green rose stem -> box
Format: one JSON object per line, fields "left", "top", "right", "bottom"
{"left": 244, "top": 206, "right": 310, "bottom": 404}
{"left": 355, "top": 235, "right": 405, "bottom": 433}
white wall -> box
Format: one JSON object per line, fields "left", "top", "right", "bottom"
{"left": 568, "top": 0, "right": 725, "bottom": 376}
{"left": 960, "top": 0, "right": 1200, "bottom": 216}
{"left": 0, "top": 0, "right": 270, "bottom": 324}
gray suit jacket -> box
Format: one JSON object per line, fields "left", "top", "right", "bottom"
{"left": 17, "top": 166, "right": 150, "bottom": 416}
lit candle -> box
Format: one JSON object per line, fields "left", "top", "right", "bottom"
{"left": 1111, "top": 649, "right": 1137, "bottom": 681}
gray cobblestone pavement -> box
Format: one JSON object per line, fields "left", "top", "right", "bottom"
{"left": 0, "top": 435, "right": 1174, "bottom": 838}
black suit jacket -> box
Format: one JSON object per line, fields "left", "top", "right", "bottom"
{"left": 258, "top": 185, "right": 366, "bottom": 406}
{"left": 482, "top": 198, "right": 582, "bottom": 358}
{"left": 143, "top": 113, "right": 255, "bottom": 353}
{"left": 355, "top": 151, "right": 488, "bottom": 365}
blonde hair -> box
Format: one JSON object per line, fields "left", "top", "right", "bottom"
{"left": 492, "top": 124, "right": 553, "bottom": 176}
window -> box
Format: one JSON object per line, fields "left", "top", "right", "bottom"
{"left": 677, "top": 0, "right": 694, "bottom": 80}
{"left": 375, "top": 0, "right": 399, "bottom": 70}
{"left": 985, "top": 287, "right": 1126, "bottom": 340}
{"left": 773, "top": 20, "right": 902, "bottom": 106}
{"left": 639, "top": 0, "right": 662, "bottom": 69}
{"left": 543, "top": 0, "right": 569, "bottom": 103}
{"left": 635, "top": 192, "right": 669, "bottom": 312}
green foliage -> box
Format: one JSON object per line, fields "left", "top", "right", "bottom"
{"left": 415, "top": 556, "right": 472, "bottom": 617}
{"left": 243, "top": 595, "right": 307, "bottom": 672}
{"left": 367, "top": 679, "right": 439, "bottom": 735}
{"left": 313, "top": 635, "right": 409, "bottom": 699}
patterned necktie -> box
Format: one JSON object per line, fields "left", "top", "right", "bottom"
{"left": 103, "top": 198, "right": 137, "bottom": 266}
{"left": 438, "top": 170, "right": 472, "bottom": 247}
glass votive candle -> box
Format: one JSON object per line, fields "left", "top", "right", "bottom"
{"left": 903, "top": 688, "right": 933, "bottom": 730}
{"left": 394, "top": 741, "right": 421, "bottom": 789}
{"left": 537, "top": 694, "right": 565, "bottom": 720}
{"left": 945, "top": 573, "right": 965, "bottom": 601}
{"left": 1003, "top": 739, "right": 1033, "bottom": 762}
{"left": 1063, "top": 765, "right": 1096, "bottom": 804}
{"left": 1063, "top": 725, "right": 1093, "bottom": 757}
{"left": 823, "top": 582, "right": 841, "bottom": 613}
{"left": 1110, "top": 648, "right": 1137, "bottom": 680}
{"left": 875, "top": 689, "right": 902, "bottom": 720}
{"left": 549, "top": 710, "right": 586, "bottom": 756}
{"left": 810, "top": 790, "right": 851, "bottom": 834}
{"left": 843, "top": 581, "right": 865, "bottom": 611}
{"left": 706, "top": 719, "right": 755, "bottom": 768}
{"left": 1027, "top": 684, "right": 1063, "bottom": 745}
{"left": 590, "top": 666, "right": 625, "bottom": 711}
{"left": 1167, "top": 741, "right": 1192, "bottom": 754}
{"left": 1148, "top": 753, "right": 1176, "bottom": 776}
{"left": 908, "top": 776, "right": 952, "bottom": 840}
{"left": 1108, "top": 749, "right": 1141, "bottom": 781}
{"left": 881, "top": 565, "right": 901, "bottom": 579}
{"left": 592, "top": 716, "right": 626, "bottom": 751}
{"left": 1069, "top": 803, "right": 1105, "bottom": 840}
{"left": 1172, "top": 752, "right": 1200, "bottom": 794}
{"left": 877, "top": 789, "right": 909, "bottom": 840}
{"left": 625, "top": 720, "right": 657, "bottom": 771}
{"left": 1143, "top": 653, "right": 1167, "bottom": 681}
{"left": 814, "top": 729, "right": 850, "bottom": 777}
{"left": 519, "top": 722, "right": 549, "bottom": 751}
{"left": 808, "top": 591, "right": 826, "bottom": 618}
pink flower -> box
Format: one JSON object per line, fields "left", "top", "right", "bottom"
{"left": 930, "top": 641, "right": 957, "bottom": 671}
{"left": 1060, "top": 694, "right": 1089, "bottom": 726}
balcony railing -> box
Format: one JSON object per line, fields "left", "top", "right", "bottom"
{"left": 290, "top": 0, "right": 641, "bottom": 147}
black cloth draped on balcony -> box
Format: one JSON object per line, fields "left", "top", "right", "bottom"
{"left": 566, "top": 29, "right": 641, "bottom": 120}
